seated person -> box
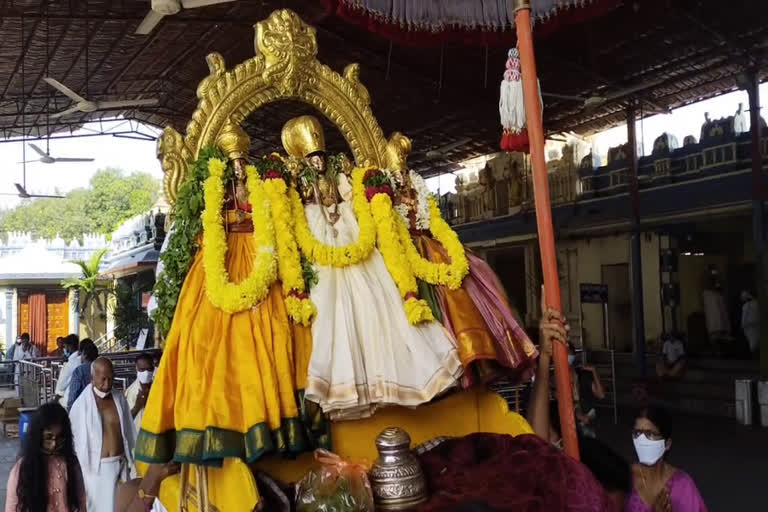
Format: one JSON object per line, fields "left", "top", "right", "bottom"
{"left": 656, "top": 333, "right": 686, "bottom": 378}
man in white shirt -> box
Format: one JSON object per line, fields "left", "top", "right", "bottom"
{"left": 656, "top": 333, "right": 686, "bottom": 378}
{"left": 55, "top": 335, "right": 81, "bottom": 408}
{"left": 13, "top": 333, "right": 40, "bottom": 389}
{"left": 741, "top": 290, "right": 759, "bottom": 355}
{"left": 124, "top": 353, "right": 155, "bottom": 432}
{"left": 733, "top": 103, "right": 748, "bottom": 134}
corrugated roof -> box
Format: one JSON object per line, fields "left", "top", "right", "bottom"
{"left": 0, "top": 0, "right": 766, "bottom": 177}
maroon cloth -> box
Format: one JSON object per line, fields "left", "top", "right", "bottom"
{"left": 413, "top": 434, "right": 612, "bottom": 512}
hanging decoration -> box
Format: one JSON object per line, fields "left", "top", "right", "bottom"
{"left": 331, "top": 0, "right": 616, "bottom": 47}
{"left": 499, "top": 48, "right": 542, "bottom": 153}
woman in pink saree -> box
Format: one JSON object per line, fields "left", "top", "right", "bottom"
{"left": 626, "top": 406, "right": 707, "bottom": 512}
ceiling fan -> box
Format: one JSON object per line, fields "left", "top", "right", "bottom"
{"left": 43, "top": 78, "right": 159, "bottom": 118}
{"left": 17, "top": 143, "right": 94, "bottom": 165}
{"left": 14, "top": 183, "right": 64, "bottom": 199}
{"left": 136, "top": 0, "right": 238, "bottom": 35}
{"left": 0, "top": 184, "right": 65, "bottom": 199}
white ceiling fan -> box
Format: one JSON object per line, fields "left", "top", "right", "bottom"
{"left": 136, "top": 0, "right": 238, "bottom": 35}
{"left": 17, "top": 143, "right": 94, "bottom": 165}
{"left": 43, "top": 77, "right": 159, "bottom": 118}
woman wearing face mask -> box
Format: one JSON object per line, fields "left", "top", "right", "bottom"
{"left": 627, "top": 406, "right": 707, "bottom": 512}
{"left": 5, "top": 402, "right": 86, "bottom": 511}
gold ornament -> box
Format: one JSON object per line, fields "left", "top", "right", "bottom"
{"left": 281, "top": 115, "right": 326, "bottom": 158}
{"left": 215, "top": 122, "right": 250, "bottom": 161}
{"left": 158, "top": 8, "right": 393, "bottom": 208}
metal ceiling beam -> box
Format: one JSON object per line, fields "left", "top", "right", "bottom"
{"left": 135, "top": 2, "right": 242, "bottom": 102}
{"left": 0, "top": 14, "right": 44, "bottom": 100}
{"left": 102, "top": 25, "right": 187, "bottom": 94}
{"left": 0, "top": 10, "right": 252, "bottom": 25}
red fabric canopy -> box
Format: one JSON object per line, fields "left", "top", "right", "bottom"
{"left": 326, "top": 0, "right": 619, "bottom": 47}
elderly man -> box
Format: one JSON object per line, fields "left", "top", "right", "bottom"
{"left": 71, "top": 357, "right": 136, "bottom": 512}
{"left": 55, "top": 335, "right": 81, "bottom": 408}
{"left": 124, "top": 353, "right": 155, "bottom": 431}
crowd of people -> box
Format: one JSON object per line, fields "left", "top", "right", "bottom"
{"left": 3, "top": 315, "right": 709, "bottom": 511}
{"left": 4, "top": 333, "right": 158, "bottom": 512}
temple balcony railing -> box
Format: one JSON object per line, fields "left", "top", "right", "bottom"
{"left": 446, "top": 133, "right": 768, "bottom": 229}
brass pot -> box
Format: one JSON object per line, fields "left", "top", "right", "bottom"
{"left": 369, "top": 427, "right": 428, "bottom": 510}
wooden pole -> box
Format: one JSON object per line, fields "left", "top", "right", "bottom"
{"left": 512, "top": 0, "right": 580, "bottom": 460}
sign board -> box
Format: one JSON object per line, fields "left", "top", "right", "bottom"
{"left": 579, "top": 283, "right": 608, "bottom": 304}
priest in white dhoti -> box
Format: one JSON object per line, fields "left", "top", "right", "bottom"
{"left": 71, "top": 357, "right": 137, "bottom": 512}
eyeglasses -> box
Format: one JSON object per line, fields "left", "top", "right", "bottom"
{"left": 632, "top": 429, "right": 664, "bottom": 441}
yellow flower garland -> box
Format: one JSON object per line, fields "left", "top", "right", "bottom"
{"left": 370, "top": 193, "right": 434, "bottom": 325}
{"left": 290, "top": 167, "right": 376, "bottom": 267}
{"left": 201, "top": 158, "right": 277, "bottom": 313}
{"left": 396, "top": 197, "right": 469, "bottom": 290}
{"left": 263, "top": 177, "right": 317, "bottom": 326}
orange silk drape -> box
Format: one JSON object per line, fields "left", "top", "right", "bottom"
{"left": 28, "top": 293, "right": 47, "bottom": 356}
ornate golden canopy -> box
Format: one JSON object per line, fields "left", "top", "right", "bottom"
{"left": 158, "top": 9, "right": 412, "bottom": 207}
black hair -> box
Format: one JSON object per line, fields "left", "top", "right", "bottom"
{"left": 636, "top": 406, "right": 673, "bottom": 440}
{"left": 135, "top": 353, "right": 154, "bottom": 366}
{"left": 20, "top": 333, "right": 30, "bottom": 343}
{"left": 63, "top": 336, "right": 79, "bottom": 351}
{"left": 17, "top": 402, "right": 81, "bottom": 512}
{"left": 578, "top": 436, "right": 632, "bottom": 495}
{"left": 79, "top": 340, "right": 98, "bottom": 362}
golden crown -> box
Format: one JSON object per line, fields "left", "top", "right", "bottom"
{"left": 281, "top": 115, "right": 326, "bottom": 158}
{"left": 216, "top": 122, "right": 250, "bottom": 161}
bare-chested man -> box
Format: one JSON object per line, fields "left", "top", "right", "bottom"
{"left": 70, "top": 357, "right": 136, "bottom": 512}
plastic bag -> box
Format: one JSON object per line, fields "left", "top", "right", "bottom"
{"left": 296, "top": 449, "right": 374, "bottom": 512}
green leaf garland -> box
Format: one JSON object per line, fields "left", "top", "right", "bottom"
{"left": 151, "top": 145, "right": 226, "bottom": 338}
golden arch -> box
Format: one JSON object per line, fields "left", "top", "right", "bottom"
{"left": 158, "top": 9, "right": 410, "bottom": 207}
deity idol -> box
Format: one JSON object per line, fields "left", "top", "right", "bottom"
{"left": 388, "top": 136, "right": 537, "bottom": 387}
{"left": 282, "top": 115, "right": 462, "bottom": 421}
{"left": 135, "top": 123, "right": 327, "bottom": 510}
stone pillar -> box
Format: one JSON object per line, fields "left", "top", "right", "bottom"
{"left": 4, "top": 289, "right": 12, "bottom": 353}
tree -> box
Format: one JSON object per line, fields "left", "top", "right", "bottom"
{"left": 0, "top": 168, "right": 159, "bottom": 242}
{"left": 61, "top": 248, "right": 112, "bottom": 335}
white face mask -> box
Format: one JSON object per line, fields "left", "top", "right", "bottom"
{"left": 137, "top": 370, "right": 154, "bottom": 385}
{"left": 92, "top": 387, "right": 111, "bottom": 399}
{"left": 633, "top": 434, "right": 666, "bottom": 466}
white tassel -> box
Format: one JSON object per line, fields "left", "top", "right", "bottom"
{"left": 499, "top": 48, "right": 543, "bottom": 133}
{"left": 499, "top": 79, "right": 526, "bottom": 133}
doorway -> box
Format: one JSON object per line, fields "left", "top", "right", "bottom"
{"left": 602, "top": 263, "right": 633, "bottom": 352}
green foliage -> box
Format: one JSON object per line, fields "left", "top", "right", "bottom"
{"left": 252, "top": 154, "right": 292, "bottom": 185}
{"left": 151, "top": 146, "right": 226, "bottom": 337}
{"left": 0, "top": 168, "right": 159, "bottom": 242}
{"left": 301, "top": 255, "right": 318, "bottom": 292}
{"left": 61, "top": 248, "right": 113, "bottom": 331}
{"left": 112, "top": 280, "right": 151, "bottom": 347}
